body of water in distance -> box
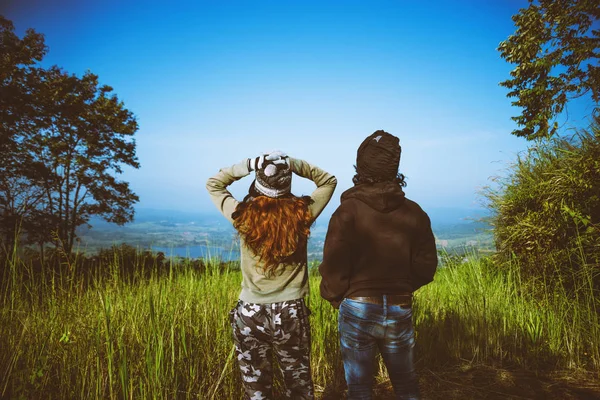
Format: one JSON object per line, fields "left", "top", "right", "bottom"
{"left": 151, "top": 245, "right": 240, "bottom": 261}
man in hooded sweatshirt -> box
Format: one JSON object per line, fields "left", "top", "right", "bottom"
{"left": 319, "top": 130, "right": 438, "bottom": 400}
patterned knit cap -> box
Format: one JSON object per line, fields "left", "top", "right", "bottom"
{"left": 356, "top": 130, "right": 401, "bottom": 181}
{"left": 254, "top": 160, "right": 292, "bottom": 198}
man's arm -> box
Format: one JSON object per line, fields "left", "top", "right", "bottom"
{"left": 410, "top": 212, "right": 438, "bottom": 291}
{"left": 319, "top": 205, "right": 355, "bottom": 308}
{"left": 205, "top": 160, "right": 251, "bottom": 223}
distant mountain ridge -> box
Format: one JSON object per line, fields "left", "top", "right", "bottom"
{"left": 424, "top": 207, "right": 490, "bottom": 227}
{"left": 80, "top": 207, "right": 493, "bottom": 255}
{"left": 108, "top": 206, "right": 492, "bottom": 230}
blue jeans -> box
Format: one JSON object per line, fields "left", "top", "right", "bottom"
{"left": 338, "top": 297, "right": 419, "bottom": 400}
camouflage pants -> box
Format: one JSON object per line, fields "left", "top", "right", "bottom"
{"left": 229, "top": 298, "right": 314, "bottom": 400}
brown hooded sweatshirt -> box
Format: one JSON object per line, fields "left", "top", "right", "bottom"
{"left": 319, "top": 181, "right": 438, "bottom": 308}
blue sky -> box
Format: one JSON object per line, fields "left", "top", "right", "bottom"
{"left": 3, "top": 0, "right": 596, "bottom": 218}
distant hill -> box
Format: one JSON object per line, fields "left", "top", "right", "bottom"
{"left": 88, "top": 208, "right": 225, "bottom": 227}
{"left": 425, "top": 207, "right": 490, "bottom": 227}
{"left": 89, "top": 206, "right": 491, "bottom": 230}
{"left": 78, "top": 206, "right": 494, "bottom": 255}
{"left": 132, "top": 208, "right": 224, "bottom": 225}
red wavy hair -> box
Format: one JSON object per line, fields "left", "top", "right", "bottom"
{"left": 233, "top": 195, "right": 313, "bottom": 276}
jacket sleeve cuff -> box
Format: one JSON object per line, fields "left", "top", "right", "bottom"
{"left": 232, "top": 159, "right": 251, "bottom": 178}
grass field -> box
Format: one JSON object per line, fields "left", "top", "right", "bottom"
{"left": 1, "top": 249, "right": 599, "bottom": 399}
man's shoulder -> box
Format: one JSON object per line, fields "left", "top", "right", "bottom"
{"left": 331, "top": 197, "right": 360, "bottom": 220}
{"left": 403, "top": 197, "right": 422, "bottom": 209}
{"left": 402, "top": 197, "right": 431, "bottom": 219}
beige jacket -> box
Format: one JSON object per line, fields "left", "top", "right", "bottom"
{"left": 206, "top": 157, "right": 337, "bottom": 303}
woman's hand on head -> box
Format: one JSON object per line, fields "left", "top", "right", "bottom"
{"left": 248, "top": 155, "right": 265, "bottom": 171}
{"left": 265, "top": 150, "right": 289, "bottom": 165}
{"left": 248, "top": 150, "right": 289, "bottom": 171}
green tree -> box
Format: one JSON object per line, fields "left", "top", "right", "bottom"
{"left": 0, "top": 16, "right": 47, "bottom": 251}
{"left": 498, "top": 0, "right": 600, "bottom": 140}
{"left": 0, "top": 16, "right": 140, "bottom": 255}
{"left": 32, "top": 66, "right": 140, "bottom": 254}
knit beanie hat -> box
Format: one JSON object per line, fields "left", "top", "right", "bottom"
{"left": 356, "top": 130, "right": 401, "bottom": 181}
{"left": 254, "top": 160, "right": 292, "bottom": 198}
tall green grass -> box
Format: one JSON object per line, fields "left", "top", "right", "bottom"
{"left": 484, "top": 114, "right": 600, "bottom": 291}
{"left": 416, "top": 254, "right": 599, "bottom": 371}
{"left": 1, "top": 247, "right": 598, "bottom": 399}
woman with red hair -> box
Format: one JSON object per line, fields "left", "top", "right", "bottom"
{"left": 206, "top": 151, "right": 336, "bottom": 400}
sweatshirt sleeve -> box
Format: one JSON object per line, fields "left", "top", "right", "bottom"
{"left": 410, "top": 212, "right": 438, "bottom": 291}
{"left": 318, "top": 205, "right": 356, "bottom": 309}
{"left": 205, "top": 160, "right": 251, "bottom": 223}
{"left": 289, "top": 157, "right": 337, "bottom": 221}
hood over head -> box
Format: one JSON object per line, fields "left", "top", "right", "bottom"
{"left": 341, "top": 182, "right": 406, "bottom": 213}
{"left": 356, "top": 130, "right": 401, "bottom": 181}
